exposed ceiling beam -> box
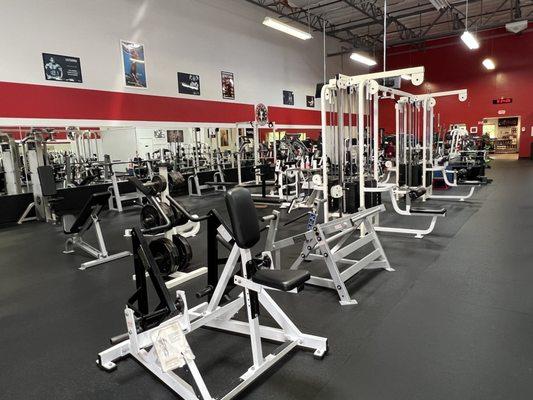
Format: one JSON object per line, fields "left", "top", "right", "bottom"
{"left": 340, "top": 0, "right": 420, "bottom": 41}
{"left": 244, "top": 0, "right": 374, "bottom": 49}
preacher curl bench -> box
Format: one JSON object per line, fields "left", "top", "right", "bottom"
{"left": 97, "top": 187, "right": 327, "bottom": 399}
{"left": 62, "top": 191, "right": 130, "bottom": 270}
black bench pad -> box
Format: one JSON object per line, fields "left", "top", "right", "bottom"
{"left": 252, "top": 269, "right": 310, "bottom": 292}
{"left": 410, "top": 207, "right": 446, "bottom": 215}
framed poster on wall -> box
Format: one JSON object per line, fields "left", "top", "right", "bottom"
{"left": 306, "top": 95, "right": 315, "bottom": 108}
{"left": 167, "top": 130, "right": 184, "bottom": 143}
{"left": 42, "top": 53, "right": 83, "bottom": 83}
{"left": 283, "top": 90, "right": 294, "bottom": 106}
{"left": 178, "top": 72, "right": 201, "bottom": 95}
{"left": 220, "top": 129, "right": 230, "bottom": 147}
{"left": 120, "top": 40, "right": 147, "bottom": 88}
{"left": 221, "top": 71, "right": 235, "bottom": 100}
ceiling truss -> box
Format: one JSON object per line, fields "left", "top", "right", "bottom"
{"left": 244, "top": 0, "right": 533, "bottom": 56}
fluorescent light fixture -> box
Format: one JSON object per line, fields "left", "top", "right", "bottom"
{"left": 350, "top": 52, "right": 377, "bottom": 66}
{"left": 401, "top": 74, "right": 412, "bottom": 80}
{"left": 461, "top": 30, "right": 480, "bottom": 49}
{"left": 482, "top": 58, "right": 495, "bottom": 70}
{"left": 262, "top": 17, "right": 312, "bottom": 40}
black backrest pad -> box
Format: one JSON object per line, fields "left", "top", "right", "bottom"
{"left": 37, "top": 166, "right": 57, "bottom": 196}
{"left": 225, "top": 188, "right": 260, "bottom": 249}
{"left": 70, "top": 192, "right": 111, "bottom": 232}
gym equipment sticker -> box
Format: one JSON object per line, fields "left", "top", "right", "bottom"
{"left": 221, "top": 71, "right": 235, "bottom": 100}
{"left": 178, "top": 72, "right": 201, "bottom": 96}
{"left": 121, "top": 40, "right": 147, "bottom": 88}
{"left": 42, "top": 53, "right": 83, "bottom": 83}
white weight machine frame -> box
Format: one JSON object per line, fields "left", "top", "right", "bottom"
{"left": 419, "top": 91, "right": 476, "bottom": 202}
{"left": 98, "top": 222, "right": 327, "bottom": 400}
{"left": 265, "top": 205, "right": 393, "bottom": 305}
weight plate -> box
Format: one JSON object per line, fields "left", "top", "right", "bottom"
{"left": 140, "top": 204, "right": 160, "bottom": 229}
{"left": 151, "top": 175, "right": 167, "bottom": 193}
{"left": 173, "top": 235, "right": 193, "bottom": 270}
{"left": 149, "top": 237, "right": 179, "bottom": 276}
{"left": 169, "top": 171, "right": 185, "bottom": 186}
{"left": 312, "top": 174, "right": 322, "bottom": 186}
{"left": 160, "top": 203, "right": 176, "bottom": 226}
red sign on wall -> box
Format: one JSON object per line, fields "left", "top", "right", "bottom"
{"left": 493, "top": 97, "right": 512, "bottom": 104}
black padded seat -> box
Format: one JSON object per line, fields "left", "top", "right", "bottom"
{"left": 62, "top": 214, "right": 77, "bottom": 234}
{"left": 410, "top": 207, "right": 446, "bottom": 215}
{"left": 252, "top": 269, "right": 310, "bottom": 292}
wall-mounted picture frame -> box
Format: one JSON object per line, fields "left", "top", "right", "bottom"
{"left": 120, "top": 40, "right": 147, "bottom": 88}
{"left": 306, "top": 95, "right": 315, "bottom": 108}
{"left": 220, "top": 129, "right": 230, "bottom": 147}
{"left": 470, "top": 126, "right": 478, "bottom": 134}
{"left": 178, "top": 72, "right": 201, "bottom": 96}
{"left": 167, "top": 130, "right": 184, "bottom": 143}
{"left": 42, "top": 53, "right": 83, "bottom": 83}
{"left": 283, "top": 90, "right": 294, "bottom": 106}
{"left": 221, "top": 71, "right": 235, "bottom": 100}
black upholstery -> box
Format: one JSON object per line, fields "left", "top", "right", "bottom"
{"left": 252, "top": 269, "right": 310, "bottom": 292}
{"left": 62, "top": 192, "right": 110, "bottom": 234}
{"left": 37, "top": 166, "right": 57, "bottom": 196}
{"left": 410, "top": 207, "right": 446, "bottom": 215}
{"left": 225, "top": 188, "right": 260, "bottom": 249}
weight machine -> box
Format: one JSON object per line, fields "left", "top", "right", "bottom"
{"left": 97, "top": 188, "right": 327, "bottom": 399}
{"left": 0, "top": 133, "right": 22, "bottom": 195}
{"left": 418, "top": 91, "right": 477, "bottom": 201}
{"left": 320, "top": 67, "right": 449, "bottom": 238}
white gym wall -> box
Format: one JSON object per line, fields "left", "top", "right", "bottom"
{"left": 0, "top": 0, "right": 365, "bottom": 110}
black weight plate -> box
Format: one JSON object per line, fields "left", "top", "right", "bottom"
{"left": 151, "top": 175, "right": 167, "bottom": 193}
{"left": 149, "top": 237, "right": 179, "bottom": 276}
{"left": 140, "top": 204, "right": 160, "bottom": 229}
{"left": 169, "top": 171, "right": 185, "bottom": 186}
{"left": 173, "top": 235, "right": 193, "bottom": 270}
{"left": 160, "top": 203, "right": 176, "bottom": 226}
{"left": 173, "top": 208, "right": 189, "bottom": 226}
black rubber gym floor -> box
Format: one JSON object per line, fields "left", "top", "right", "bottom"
{"left": 1, "top": 158, "right": 532, "bottom": 400}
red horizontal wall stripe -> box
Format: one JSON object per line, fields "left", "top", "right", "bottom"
{"left": 268, "top": 106, "right": 321, "bottom": 126}
{"left": 0, "top": 81, "right": 254, "bottom": 123}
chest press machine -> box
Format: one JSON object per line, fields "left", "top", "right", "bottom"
{"left": 62, "top": 191, "right": 131, "bottom": 270}
{"left": 97, "top": 187, "right": 327, "bottom": 400}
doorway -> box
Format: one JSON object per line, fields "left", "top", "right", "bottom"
{"left": 482, "top": 116, "right": 521, "bottom": 154}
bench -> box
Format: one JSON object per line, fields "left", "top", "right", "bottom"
{"left": 62, "top": 191, "right": 130, "bottom": 270}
